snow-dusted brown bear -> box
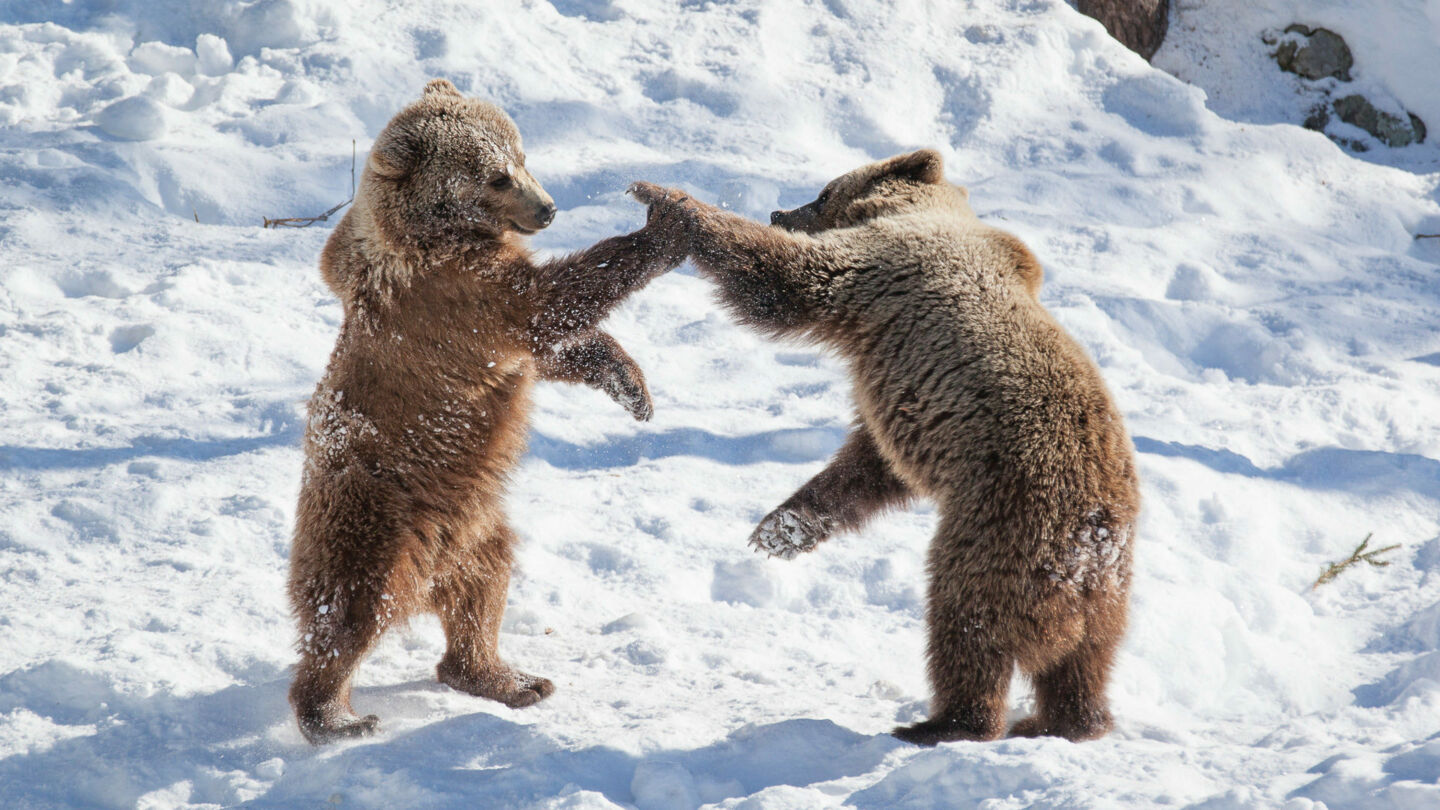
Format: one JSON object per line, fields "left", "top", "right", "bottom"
{"left": 631, "top": 150, "right": 1139, "bottom": 745}
{"left": 288, "top": 79, "right": 683, "bottom": 744}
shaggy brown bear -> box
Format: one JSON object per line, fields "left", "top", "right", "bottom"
{"left": 288, "top": 79, "right": 684, "bottom": 744}
{"left": 631, "top": 150, "right": 1139, "bottom": 745}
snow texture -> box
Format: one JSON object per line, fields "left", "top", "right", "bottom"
{"left": 2, "top": 1, "right": 1439, "bottom": 808}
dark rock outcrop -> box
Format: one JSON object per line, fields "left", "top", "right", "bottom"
{"left": 1333, "top": 95, "right": 1427, "bottom": 147}
{"left": 1274, "top": 25, "right": 1353, "bottom": 81}
{"left": 1078, "top": 0, "right": 1170, "bottom": 62}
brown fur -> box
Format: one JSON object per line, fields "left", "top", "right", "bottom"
{"left": 288, "top": 79, "right": 683, "bottom": 744}
{"left": 632, "top": 149, "right": 1139, "bottom": 745}
{"left": 1078, "top": 0, "right": 1170, "bottom": 61}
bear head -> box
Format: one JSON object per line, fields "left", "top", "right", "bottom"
{"left": 360, "top": 79, "right": 556, "bottom": 249}
{"left": 770, "top": 149, "right": 970, "bottom": 234}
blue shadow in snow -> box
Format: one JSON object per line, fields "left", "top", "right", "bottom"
{"left": 527, "top": 425, "right": 847, "bottom": 469}
{"left": 0, "top": 430, "right": 301, "bottom": 471}
{"left": 0, "top": 657, "right": 903, "bottom": 809}
{"left": 240, "top": 712, "right": 901, "bottom": 809}
{"left": 1134, "top": 436, "right": 1440, "bottom": 498}
{"left": 1132, "top": 436, "right": 1266, "bottom": 477}
{"left": 0, "top": 401, "right": 301, "bottom": 471}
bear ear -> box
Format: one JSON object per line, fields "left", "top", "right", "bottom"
{"left": 423, "top": 78, "right": 462, "bottom": 98}
{"left": 886, "top": 148, "right": 945, "bottom": 185}
{"left": 368, "top": 125, "right": 420, "bottom": 179}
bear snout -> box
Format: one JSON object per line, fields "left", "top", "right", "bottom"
{"left": 770, "top": 207, "right": 815, "bottom": 233}
{"left": 536, "top": 202, "right": 556, "bottom": 228}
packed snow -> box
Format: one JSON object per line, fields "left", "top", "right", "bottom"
{"left": 2, "top": 1, "right": 1439, "bottom": 808}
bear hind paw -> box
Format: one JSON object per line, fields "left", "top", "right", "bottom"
{"left": 297, "top": 711, "right": 380, "bottom": 745}
{"left": 892, "top": 715, "right": 1002, "bottom": 746}
{"left": 437, "top": 660, "right": 556, "bottom": 709}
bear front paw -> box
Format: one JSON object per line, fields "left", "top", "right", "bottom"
{"left": 748, "top": 506, "right": 831, "bottom": 560}
{"left": 602, "top": 366, "right": 653, "bottom": 422}
{"left": 628, "top": 181, "right": 696, "bottom": 262}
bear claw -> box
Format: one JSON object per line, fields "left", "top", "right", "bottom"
{"left": 748, "top": 506, "right": 829, "bottom": 559}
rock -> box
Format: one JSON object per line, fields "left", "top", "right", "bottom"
{"left": 1333, "top": 94, "right": 1427, "bottom": 147}
{"left": 1270, "top": 24, "right": 1428, "bottom": 150}
{"left": 1077, "top": 0, "right": 1171, "bottom": 62}
{"left": 1274, "top": 24, "right": 1353, "bottom": 82}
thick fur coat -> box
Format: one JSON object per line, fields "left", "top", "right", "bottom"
{"left": 632, "top": 150, "right": 1139, "bottom": 744}
{"left": 288, "top": 80, "right": 682, "bottom": 744}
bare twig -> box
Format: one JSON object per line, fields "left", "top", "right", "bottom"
{"left": 1312, "top": 533, "right": 1401, "bottom": 590}
{"left": 1417, "top": 233, "right": 1440, "bottom": 240}
{"left": 264, "top": 140, "right": 357, "bottom": 229}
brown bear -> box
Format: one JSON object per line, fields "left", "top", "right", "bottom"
{"left": 630, "top": 150, "right": 1139, "bottom": 745}
{"left": 287, "top": 79, "right": 684, "bottom": 744}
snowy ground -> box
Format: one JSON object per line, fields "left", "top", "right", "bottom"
{"left": 2, "top": 1, "right": 1439, "bottom": 808}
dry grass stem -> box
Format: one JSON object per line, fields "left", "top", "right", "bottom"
{"left": 1312, "top": 533, "right": 1401, "bottom": 590}
{"left": 263, "top": 140, "right": 356, "bottom": 229}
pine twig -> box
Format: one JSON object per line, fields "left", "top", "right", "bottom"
{"left": 1311, "top": 533, "right": 1401, "bottom": 590}
{"left": 264, "top": 140, "right": 357, "bottom": 229}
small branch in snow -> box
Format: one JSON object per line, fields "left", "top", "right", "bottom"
{"left": 263, "top": 140, "right": 356, "bottom": 229}
{"left": 1416, "top": 233, "right": 1440, "bottom": 240}
{"left": 1311, "top": 533, "right": 1400, "bottom": 590}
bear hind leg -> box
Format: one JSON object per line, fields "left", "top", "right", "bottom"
{"left": 432, "top": 528, "right": 554, "bottom": 709}
{"left": 289, "top": 579, "right": 398, "bottom": 744}
{"left": 1009, "top": 630, "right": 1118, "bottom": 741}
{"left": 893, "top": 605, "right": 1012, "bottom": 745}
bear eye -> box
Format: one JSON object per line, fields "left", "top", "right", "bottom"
{"left": 490, "top": 174, "right": 513, "bottom": 190}
{"left": 816, "top": 188, "right": 832, "bottom": 206}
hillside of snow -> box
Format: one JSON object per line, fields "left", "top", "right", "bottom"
{"left": 2, "top": 1, "right": 1439, "bottom": 808}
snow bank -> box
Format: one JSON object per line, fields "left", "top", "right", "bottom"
{"left": 2, "top": 1, "right": 1438, "bottom": 808}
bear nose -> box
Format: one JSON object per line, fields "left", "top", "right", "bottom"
{"left": 537, "top": 203, "right": 556, "bottom": 227}
{"left": 770, "top": 210, "right": 785, "bottom": 225}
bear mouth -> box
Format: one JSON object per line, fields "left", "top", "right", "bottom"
{"left": 509, "top": 220, "right": 539, "bottom": 235}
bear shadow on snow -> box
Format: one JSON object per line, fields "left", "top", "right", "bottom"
{"left": 0, "top": 661, "right": 296, "bottom": 809}
{"left": 243, "top": 710, "right": 903, "bottom": 808}
{"left": 0, "top": 658, "right": 904, "bottom": 809}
